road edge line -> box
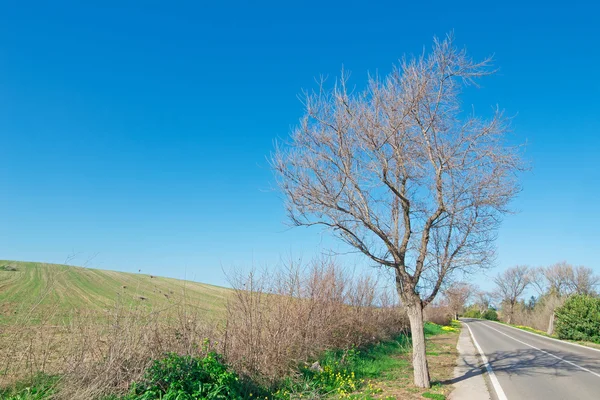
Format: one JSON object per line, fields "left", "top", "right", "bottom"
{"left": 464, "top": 322, "right": 508, "bottom": 400}
{"left": 488, "top": 320, "right": 600, "bottom": 354}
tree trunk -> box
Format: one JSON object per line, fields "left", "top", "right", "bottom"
{"left": 407, "top": 300, "right": 431, "bottom": 388}
{"left": 507, "top": 303, "right": 513, "bottom": 324}
{"left": 547, "top": 312, "right": 555, "bottom": 335}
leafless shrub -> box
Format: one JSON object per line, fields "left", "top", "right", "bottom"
{"left": 0, "top": 300, "right": 220, "bottom": 399}
{"left": 424, "top": 302, "right": 452, "bottom": 326}
{"left": 510, "top": 294, "right": 564, "bottom": 332}
{"left": 222, "top": 257, "right": 408, "bottom": 383}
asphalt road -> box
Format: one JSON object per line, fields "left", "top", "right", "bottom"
{"left": 461, "top": 319, "right": 600, "bottom": 400}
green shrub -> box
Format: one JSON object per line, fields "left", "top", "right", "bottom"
{"left": 482, "top": 309, "right": 498, "bottom": 321}
{"left": 126, "top": 352, "right": 247, "bottom": 400}
{"left": 462, "top": 309, "right": 482, "bottom": 319}
{"left": 555, "top": 295, "right": 600, "bottom": 343}
{"left": 462, "top": 308, "right": 497, "bottom": 321}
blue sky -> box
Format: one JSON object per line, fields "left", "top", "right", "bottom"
{"left": 1, "top": 1, "right": 598, "bottom": 289}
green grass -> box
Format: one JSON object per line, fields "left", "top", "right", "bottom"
{"left": 279, "top": 323, "right": 454, "bottom": 399}
{"left": 0, "top": 260, "right": 232, "bottom": 324}
{"left": 424, "top": 321, "right": 445, "bottom": 336}
{"left": 321, "top": 334, "right": 411, "bottom": 380}
{"left": 422, "top": 392, "right": 446, "bottom": 400}
{"left": 0, "top": 373, "right": 59, "bottom": 400}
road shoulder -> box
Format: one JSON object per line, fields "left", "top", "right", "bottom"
{"left": 449, "top": 323, "right": 492, "bottom": 400}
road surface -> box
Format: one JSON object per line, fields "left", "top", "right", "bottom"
{"left": 461, "top": 318, "right": 600, "bottom": 400}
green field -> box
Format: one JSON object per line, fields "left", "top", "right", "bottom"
{"left": 0, "top": 260, "right": 231, "bottom": 323}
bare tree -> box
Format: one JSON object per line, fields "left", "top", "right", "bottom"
{"left": 568, "top": 265, "right": 599, "bottom": 296}
{"left": 531, "top": 262, "right": 573, "bottom": 297}
{"left": 494, "top": 266, "right": 530, "bottom": 324}
{"left": 444, "top": 282, "right": 474, "bottom": 320}
{"left": 273, "top": 34, "right": 522, "bottom": 388}
{"left": 531, "top": 262, "right": 599, "bottom": 297}
{"left": 475, "top": 290, "right": 493, "bottom": 314}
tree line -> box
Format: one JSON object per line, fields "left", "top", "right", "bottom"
{"left": 440, "top": 262, "right": 599, "bottom": 335}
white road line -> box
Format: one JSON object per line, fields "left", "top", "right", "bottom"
{"left": 488, "top": 320, "right": 600, "bottom": 354}
{"left": 480, "top": 322, "right": 600, "bottom": 379}
{"left": 465, "top": 322, "right": 508, "bottom": 400}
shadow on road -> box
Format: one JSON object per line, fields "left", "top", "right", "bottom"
{"left": 443, "top": 319, "right": 599, "bottom": 385}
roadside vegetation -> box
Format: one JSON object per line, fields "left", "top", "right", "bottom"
{"left": 0, "top": 259, "right": 461, "bottom": 399}
{"left": 479, "top": 295, "right": 600, "bottom": 348}
{"left": 554, "top": 294, "right": 600, "bottom": 343}
{"left": 491, "top": 263, "right": 598, "bottom": 334}
{"left": 462, "top": 309, "right": 498, "bottom": 321}
{"left": 0, "top": 321, "right": 460, "bottom": 400}
{"left": 447, "top": 262, "right": 600, "bottom": 349}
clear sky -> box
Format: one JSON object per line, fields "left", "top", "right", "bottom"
{"left": 1, "top": 1, "right": 598, "bottom": 289}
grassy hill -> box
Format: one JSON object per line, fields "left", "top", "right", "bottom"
{"left": 0, "top": 260, "right": 231, "bottom": 323}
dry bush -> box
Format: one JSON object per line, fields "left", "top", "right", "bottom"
{"left": 424, "top": 303, "right": 452, "bottom": 326}
{"left": 222, "top": 258, "right": 408, "bottom": 382}
{"left": 511, "top": 294, "right": 565, "bottom": 333}
{"left": 0, "top": 301, "right": 221, "bottom": 400}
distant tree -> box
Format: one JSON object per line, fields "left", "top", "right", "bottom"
{"left": 475, "top": 291, "right": 493, "bottom": 314}
{"left": 494, "top": 266, "right": 530, "bottom": 324}
{"left": 531, "top": 263, "right": 572, "bottom": 297}
{"left": 274, "top": 34, "right": 523, "bottom": 388}
{"left": 444, "top": 282, "right": 475, "bottom": 320}
{"left": 568, "top": 266, "right": 599, "bottom": 296}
